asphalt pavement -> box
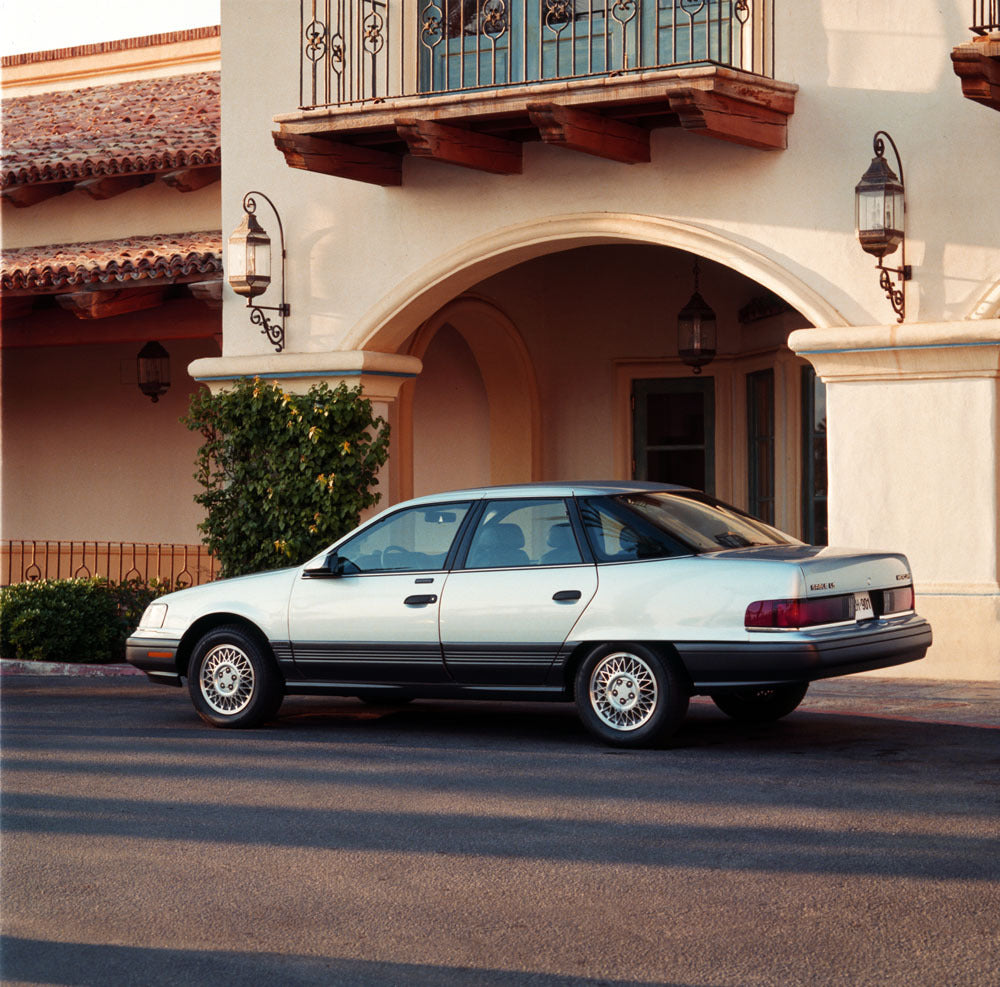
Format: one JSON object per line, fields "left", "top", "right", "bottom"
{"left": 2, "top": 666, "right": 998, "bottom": 985}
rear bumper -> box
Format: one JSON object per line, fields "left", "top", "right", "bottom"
{"left": 126, "top": 636, "right": 183, "bottom": 687}
{"left": 676, "top": 615, "right": 933, "bottom": 689}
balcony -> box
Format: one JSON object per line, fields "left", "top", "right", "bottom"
{"left": 951, "top": 2, "right": 1000, "bottom": 112}
{"left": 274, "top": 0, "right": 795, "bottom": 185}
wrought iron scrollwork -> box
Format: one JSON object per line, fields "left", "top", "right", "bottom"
{"left": 304, "top": 19, "right": 328, "bottom": 61}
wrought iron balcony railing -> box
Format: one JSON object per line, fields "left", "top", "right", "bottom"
{"left": 300, "top": 0, "right": 774, "bottom": 109}
{"left": 971, "top": 0, "right": 999, "bottom": 34}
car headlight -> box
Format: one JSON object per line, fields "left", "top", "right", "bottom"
{"left": 140, "top": 603, "right": 168, "bottom": 629}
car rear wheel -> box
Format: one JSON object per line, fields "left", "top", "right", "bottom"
{"left": 575, "top": 644, "right": 689, "bottom": 748}
{"left": 710, "top": 682, "right": 809, "bottom": 723}
{"left": 188, "top": 625, "right": 283, "bottom": 728}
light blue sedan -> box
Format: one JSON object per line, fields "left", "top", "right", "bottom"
{"left": 128, "top": 482, "right": 932, "bottom": 747}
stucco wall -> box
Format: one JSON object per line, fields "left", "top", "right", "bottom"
{"left": 220, "top": 0, "right": 999, "bottom": 359}
{"left": 2, "top": 330, "right": 217, "bottom": 544}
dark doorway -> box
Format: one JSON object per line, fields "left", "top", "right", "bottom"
{"left": 632, "top": 377, "right": 715, "bottom": 493}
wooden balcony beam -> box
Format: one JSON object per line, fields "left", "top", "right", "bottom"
{"left": 527, "top": 101, "right": 650, "bottom": 163}
{"left": 76, "top": 174, "right": 156, "bottom": 200}
{"left": 668, "top": 89, "right": 789, "bottom": 150}
{"left": 272, "top": 131, "right": 402, "bottom": 186}
{"left": 395, "top": 118, "right": 523, "bottom": 174}
{"left": 1, "top": 181, "right": 75, "bottom": 208}
{"left": 951, "top": 44, "right": 1000, "bottom": 111}
{"left": 161, "top": 165, "right": 221, "bottom": 193}
{"left": 55, "top": 286, "right": 167, "bottom": 320}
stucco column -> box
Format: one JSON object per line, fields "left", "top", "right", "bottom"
{"left": 187, "top": 350, "right": 423, "bottom": 507}
{"left": 789, "top": 320, "right": 1000, "bottom": 681}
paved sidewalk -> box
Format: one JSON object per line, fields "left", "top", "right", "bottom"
{"left": 3, "top": 658, "right": 998, "bottom": 728}
{"left": 0, "top": 659, "right": 145, "bottom": 678}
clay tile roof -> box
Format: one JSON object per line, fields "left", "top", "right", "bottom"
{"left": 1, "top": 71, "right": 220, "bottom": 190}
{"left": 1, "top": 231, "right": 222, "bottom": 292}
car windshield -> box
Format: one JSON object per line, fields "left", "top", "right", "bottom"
{"left": 613, "top": 491, "right": 800, "bottom": 553}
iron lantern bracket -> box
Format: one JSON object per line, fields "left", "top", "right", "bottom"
{"left": 239, "top": 191, "right": 290, "bottom": 352}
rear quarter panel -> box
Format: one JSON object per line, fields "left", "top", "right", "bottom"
{"left": 571, "top": 556, "right": 805, "bottom": 644}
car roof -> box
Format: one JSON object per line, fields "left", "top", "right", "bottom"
{"left": 402, "top": 481, "right": 694, "bottom": 506}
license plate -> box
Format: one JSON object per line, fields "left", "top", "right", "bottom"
{"left": 854, "top": 591, "right": 875, "bottom": 621}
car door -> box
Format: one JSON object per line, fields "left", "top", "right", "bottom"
{"left": 439, "top": 497, "right": 598, "bottom": 685}
{"left": 287, "top": 501, "right": 472, "bottom": 683}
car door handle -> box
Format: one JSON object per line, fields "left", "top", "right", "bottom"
{"left": 552, "top": 590, "right": 582, "bottom": 602}
{"left": 404, "top": 594, "right": 438, "bottom": 606}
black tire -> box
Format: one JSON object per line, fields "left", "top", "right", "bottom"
{"left": 187, "top": 625, "right": 284, "bottom": 728}
{"left": 710, "top": 682, "right": 809, "bottom": 723}
{"left": 574, "top": 643, "right": 689, "bottom": 748}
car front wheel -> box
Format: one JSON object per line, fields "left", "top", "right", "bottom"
{"left": 574, "top": 644, "right": 689, "bottom": 748}
{"left": 188, "top": 625, "right": 283, "bottom": 728}
{"left": 710, "top": 682, "right": 809, "bottom": 723}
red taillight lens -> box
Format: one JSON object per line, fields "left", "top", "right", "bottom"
{"left": 745, "top": 595, "right": 854, "bottom": 629}
{"left": 880, "top": 585, "right": 915, "bottom": 614}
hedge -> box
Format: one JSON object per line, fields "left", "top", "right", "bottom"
{"left": 0, "top": 577, "right": 171, "bottom": 664}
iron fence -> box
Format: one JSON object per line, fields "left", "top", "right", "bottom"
{"left": 300, "top": 0, "right": 773, "bottom": 108}
{"left": 2, "top": 541, "right": 218, "bottom": 588}
{"left": 971, "top": 1, "right": 999, "bottom": 33}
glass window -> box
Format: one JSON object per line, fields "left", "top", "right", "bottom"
{"left": 801, "top": 367, "right": 828, "bottom": 545}
{"left": 632, "top": 377, "right": 715, "bottom": 493}
{"left": 594, "top": 491, "right": 799, "bottom": 555}
{"left": 579, "top": 497, "right": 690, "bottom": 563}
{"left": 464, "top": 499, "right": 582, "bottom": 569}
{"left": 336, "top": 502, "right": 471, "bottom": 574}
{"left": 747, "top": 369, "right": 775, "bottom": 524}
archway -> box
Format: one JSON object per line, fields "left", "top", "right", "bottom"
{"left": 352, "top": 212, "right": 848, "bottom": 354}
{"left": 397, "top": 295, "right": 541, "bottom": 499}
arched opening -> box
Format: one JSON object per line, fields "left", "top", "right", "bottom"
{"left": 398, "top": 296, "right": 541, "bottom": 499}
{"left": 366, "top": 215, "right": 835, "bottom": 540}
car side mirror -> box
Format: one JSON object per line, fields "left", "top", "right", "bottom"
{"left": 303, "top": 552, "right": 344, "bottom": 579}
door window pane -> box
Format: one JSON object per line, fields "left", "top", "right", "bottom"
{"left": 632, "top": 377, "right": 715, "bottom": 493}
{"left": 465, "top": 499, "right": 582, "bottom": 568}
{"left": 801, "top": 367, "right": 828, "bottom": 545}
{"left": 747, "top": 369, "right": 775, "bottom": 524}
{"left": 337, "top": 503, "right": 471, "bottom": 573}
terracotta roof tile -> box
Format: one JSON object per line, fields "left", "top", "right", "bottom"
{"left": 2, "top": 26, "right": 220, "bottom": 67}
{"left": 1, "top": 231, "right": 222, "bottom": 292}
{"left": 2, "top": 71, "right": 220, "bottom": 189}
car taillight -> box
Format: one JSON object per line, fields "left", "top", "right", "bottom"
{"left": 879, "top": 585, "right": 915, "bottom": 615}
{"left": 745, "top": 595, "right": 854, "bottom": 629}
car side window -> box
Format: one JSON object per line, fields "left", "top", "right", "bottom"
{"left": 336, "top": 502, "right": 471, "bottom": 573}
{"left": 578, "top": 497, "right": 689, "bottom": 562}
{"left": 464, "top": 499, "right": 583, "bottom": 569}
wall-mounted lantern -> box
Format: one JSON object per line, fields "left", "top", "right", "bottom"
{"left": 677, "top": 259, "right": 718, "bottom": 374}
{"left": 227, "top": 191, "right": 289, "bottom": 351}
{"left": 855, "top": 130, "right": 911, "bottom": 323}
{"left": 137, "top": 340, "right": 170, "bottom": 403}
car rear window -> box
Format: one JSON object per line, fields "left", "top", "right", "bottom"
{"left": 579, "top": 491, "right": 799, "bottom": 560}
{"left": 617, "top": 492, "right": 800, "bottom": 553}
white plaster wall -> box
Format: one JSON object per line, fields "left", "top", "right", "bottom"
{"left": 827, "top": 376, "right": 998, "bottom": 586}
{"left": 220, "top": 0, "right": 999, "bottom": 358}
{"left": 2, "top": 333, "right": 216, "bottom": 544}
{"left": 1, "top": 182, "right": 220, "bottom": 251}
{"left": 411, "top": 324, "right": 491, "bottom": 495}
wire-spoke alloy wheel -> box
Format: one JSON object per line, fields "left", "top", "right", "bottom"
{"left": 575, "top": 643, "right": 689, "bottom": 748}
{"left": 589, "top": 652, "right": 658, "bottom": 731}
{"left": 200, "top": 644, "right": 255, "bottom": 715}
{"left": 188, "top": 625, "right": 283, "bottom": 728}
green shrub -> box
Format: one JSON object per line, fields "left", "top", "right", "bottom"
{"left": 183, "top": 377, "right": 390, "bottom": 578}
{"left": 0, "top": 577, "right": 172, "bottom": 664}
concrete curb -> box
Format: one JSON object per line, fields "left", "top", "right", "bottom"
{"left": 0, "top": 659, "right": 145, "bottom": 677}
